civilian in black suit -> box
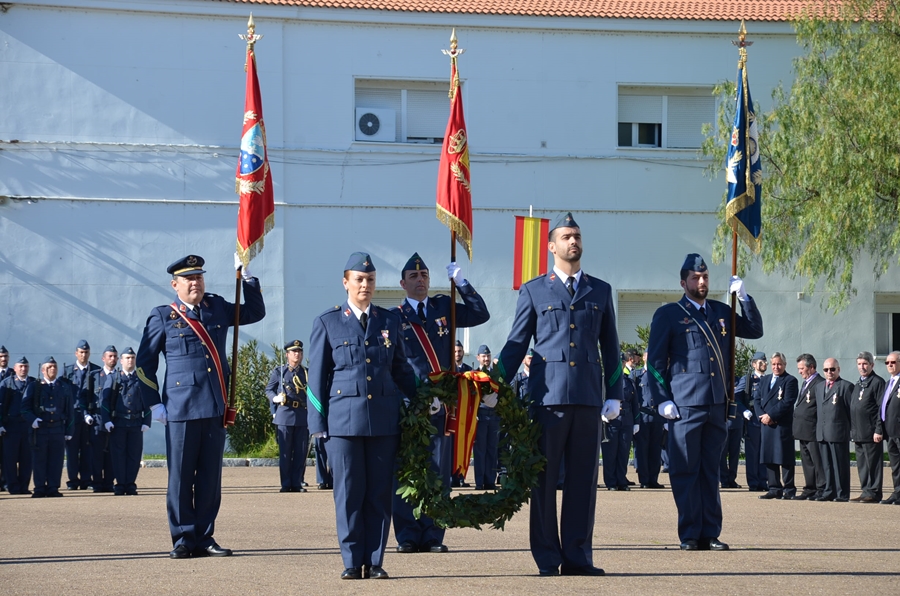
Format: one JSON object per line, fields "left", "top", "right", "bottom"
{"left": 879, "top": 352, "right": 900, "bottom": 505}
{"left": 815, "top": 358, "right": 854, "bottom": 502}
{"left": 851, "top": 351, "right": 885, "bottom": 503}
{"left": 792, "top": 354, "right": 825, "bottom": 500}
{"left": 756, "top": 352, "right": 799, "bottom": 500}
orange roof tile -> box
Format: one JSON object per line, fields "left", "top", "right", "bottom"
{"left": 212, "top": 0, "right": 830, "bottom": 21}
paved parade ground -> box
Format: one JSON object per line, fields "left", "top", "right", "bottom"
{"left": 1, "top": 466, "right": 897, "bottom": 595}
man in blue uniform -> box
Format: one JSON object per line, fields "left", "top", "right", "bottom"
{"left": 0, "top": 356, "right": 34, "bottom": 494}
{"left": 645, "top": 254, "right": 763, "bottom": 551}
{"left": 391, "top": 252, "right": 490, "bottom": 554}
{"left": 497, "top": 212, "right": 623, "bottom": 577}
{"left": 265, "top": 340, "right": 310, "bottom": 493}
{"left": 0, "top": 346, "right": 11, "bottom": 491}
{"left": 23, "top": 357, "right": 75, "bottom": 498}
{"left": 471, "top": 344, "right": 501, "bottom": 490}
{"left": 306, "top": 252, "right": 416, "bottom": 580}
{"left": 137, "top": 254, "right": 265, "bottom": 559}
{"left": 64, "top": 340, "right": 100, "bottom": 490}
{"left": 86, "top": 346, "right": 118, "bottom": 493}
{"left": 450, "top": 340, "right": 473, "bottom": 488}
{"left": 101, "top": 347, "right": 151, "bottom": 496}
{"left": 635, "top": 349, "right": 666, "bottom": 489}
{"left": 602, "top": 351, "right": 640, "bottom": 491}
{"left": 737, "top": 352, "right": 768, "bottom": 492}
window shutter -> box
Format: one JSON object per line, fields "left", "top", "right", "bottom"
{"left": 407, "top": 89, "right": 449, "bottom": 140}
{"left": 618, "top": 95, "right": 662, "bottom": 124}
{"left": 666, "top": 96, "right": 714, "bottom": 148}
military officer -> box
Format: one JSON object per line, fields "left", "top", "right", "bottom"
{"left": 0, "top": 356, "right": 35, "bottom": 495}
{"left": 635, "top": 350, "right": 666, "bottom": 489}
{"left": 392, "top": 252, "right": 490, "bottom": 554}
{"left": 512, "top": 349, "right": 533, "bottom": 404}
{"left": 497, "top": 212, "right": 623, "bottom": 576}
{"left": 472, "top": 344, "right": 501, "bottom": 490}
{"left": 738, "top": 352, "right": 768, "bottom": 491}
{"left": 720, "top": 369, "right": 751, "bottom": 489}
{"left": 793, "top": 354, "right": 825, "bottom": 500}
{"left": 815, "top": 358, "right": 854, "bottom": 502}
{"left": 0, "top": 345, "right": 11, "bottom": 491}
{"left": 87, "top": 346, "right": 118, "bottom": 493}
{"left": 265, "top": 340, "right": 310, "bottom": 493}
{"left": 63, "top": 340, "right": 99, "bottom": 490}
{"left": 646, "top": 254, "right": 763, "bottom": 551}
{"left": 136, "top": 254, "right": 266, "bottom": 559}
{"left": 23, "top": 357, "right": 75, "bottom": 498}
{"left": 101, "top": 348, "right": 151, "bottom": 496}
{"left": 851, "top": 351, "right": 886, "bottom": 503}
{"left": 756, "top": 352, "right": 799, "bottom": 500}
{"left": 307, "top": 252, "right": 416, "bottom": 580}
{"left": 450, "top": 340, "right": 473, "bottom": 488}
{"left": 601, "top": 351, "right": 640, "bottom": 490}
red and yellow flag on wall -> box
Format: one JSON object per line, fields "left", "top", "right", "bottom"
{"left": 436, "top": 32, "right": 473, "bottom": 260}
{"left": 513, "top": 216, "right": 549, "bottom": 289}
{"left": 235, "top": 17, "right": 275, "bottom": 268}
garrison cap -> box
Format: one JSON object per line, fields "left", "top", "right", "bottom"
{"left": 42, "top": 356, "right": 56, "bottom": 365}
{"left": 103, "top": 345, "right": 118, "bottom": 354}
{"left": 345, "top": 252, "right": 376, "bottom": 273}
{"left": 550, "top": 212, "right": 580, "bottom": 237}
{"left": 455, "top": 340, "right": 464, "bottom": 348}
{"left": 477, "top": 344, "right": 491, "bottom": 355}
{"left": 680, "top": 253, "right": 708, "bottom": 274}
{"left": 16, "top": 356, "right": 28, "bottom": 365}
{"left": 167, "top": 255, "right": 206, "bottom": 277}
{"left": 752, "top": 351, "right": 767, "bottom": 361}
{"left": 121, "top": 347, "right": 136, "bottom": 356}
{"left": 0, "top": 345, "right": 7, "bottom": 355}
{"left": 76, "top": 339, "right": 90, "bottom": 350}
{"left": 285, "top": 340, "right": 304, "bottom": 351}
{"left": 402, "top": 252, "right": 428, "bottom": 275}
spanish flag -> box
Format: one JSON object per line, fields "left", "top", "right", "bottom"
{"left": 513, "top": 216, "right": 549, "bottom": 290}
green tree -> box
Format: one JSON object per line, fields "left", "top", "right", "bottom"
{"left": 702, "top": 1, "right": 900, "bottom": 311}
{"left": 226, "top": 339, "right": 277, "bottom": 454}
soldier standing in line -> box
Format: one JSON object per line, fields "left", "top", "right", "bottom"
{"left": 101, "top": 347, "right": 151, "bottom": 496}
{"left": 86, "top": 346, "right": 118, "bottom": 493}
{"left": 0, "top": 356, "right": 35, "bottom": 495}
{"left": 64, "top": 340, "right": 100, "bottom": 490}
{"left": 23, "top": 357, "right": 75, "bottom": 498}
{"left": 265, "top": 340, "right": 310, "bottom": 493}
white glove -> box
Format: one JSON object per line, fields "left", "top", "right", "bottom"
{"left": 429, "top": 397, "right": 442, "bottom": 415}
{"left": 274, "top": 393, "right": 286, "bottom": 405}
{"left": 481, "top": 392, "right": 498, "bottom": 408}
{"left": 32, "top": 418, "right": 42, "bottom": 429}
{"left": 105, "top": 421, "right": 114, "bottom": 432}
{"left": 633, "top": 424, "right": 640, "bottom": 435}
{"left": 743, "top": 410, "right": 752, "bottom": 420}
{"left": 311, "top": 431, "right": 327, "bottom": 439}
{"left": 84, "top": 414, "right": 94, "bottom": 425}
{"left": 150, "top": 403, "right": 167, "bottom": 426}
{"left": 65, "top": 435, "right": 72, "bottom": 441}
{"left": 663, "top": 423, "right": 669, "bottom": 431}
{"left": 601, "top": 399, "right": 621, "bottom": 421}
{"left": 658, "top": 401, "right": 680, "bottom": 420}
{"left": 141, "top": 425, "right": 150, "bottom": 432}
{"left": 0, "top": 426, "right": 5, "bottom": 436}
{"left": 446, "top": 262, "right": 465, "bottom": 287}
{"left": 729, "top": 275, "right": 749, "bottom": 301}
{"left": 234, "top": 251, "right": 253, "bottom": 280}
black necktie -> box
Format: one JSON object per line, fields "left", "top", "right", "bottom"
{"left": 565, "top": 276, "right": 575, "bottom": 297}
{"left": 359, "top": 312, "right": 368, "bottom": 331}
{"left": 417, "top": 302, "right": 426, "bottom": 324}
{"left": 699, "top": 306, "right": 707, "bottom": 319}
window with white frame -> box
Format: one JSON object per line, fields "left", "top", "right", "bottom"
{"left": 354, "top": 79, "right": 451, "bottom": 144}
{"left": 618, "top": 86, "right": 715, "bottom": 149}
{"left": 616, "top": 292, "right": 683, "bottom": 345}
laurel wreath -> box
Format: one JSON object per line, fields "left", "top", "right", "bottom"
{"left": 396, "top": 368, "right": 545, "bottom": 530}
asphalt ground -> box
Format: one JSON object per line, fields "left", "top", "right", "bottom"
{"left": 1, "top": 466, "right": 897, "bottom": 595}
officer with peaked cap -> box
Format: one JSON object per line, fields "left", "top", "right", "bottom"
{"left": 391, "top": 251, "right": 490, "bottom": 554}
{"left": 64, "top": 340, "right": 100, "bottom": 490}
{"left": 645, "top": 253, "right": 762, "bottom": 551}
{"left": 0, "top": 356, "right": 35, "bottom": 494}
{"left": 23, "top": 356, "right": 75, "bottom": 498}
{"left": 265, "top": 340, "right": 310, "bottom": 493}
{"left": 307, "top": 252, "right": 416, "bottom": 580}
{"left": 497, "top": 212, "right": 623, "bottom": 576}
{"left": 136, "top": 254, "right": 265, "bottom": 559}
{"left": 101, "top": 347, "right": 151, "bottom": 495}
{"left": 87, "top": 345, "right": 118, "bottom": 492}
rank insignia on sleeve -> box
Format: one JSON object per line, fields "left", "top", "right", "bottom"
{"left": 381, "top": 330, "right": 391, "bottom": 348}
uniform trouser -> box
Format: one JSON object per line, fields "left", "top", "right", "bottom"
{"left": 719, "top": 418, "right": 744, "bottom": 485}
{"left": 765, "top": 464, "right": 796, "bottom": 495}
{"left": 91, "top": 428, "right": 114, "bottom": 489}
{"left": 798, "top": 438, "right": 825, "bottom": 495}
{"left": 818, "top": 441, "right": 851, "bottom": 500}
{"left": 473, "top": 407, "right": 500, "bottom": 488}
{"left": 65, "top": 413, "right": 92, "bottom": 487}
{"left": 668, "top": 404, "right": 726, "bottom": 542}
{"left": 885, "top": 437, "right": 900, "bottom": 498}
{"left": 329, "top": 434, "right": 398, "bottom": 569}
{"left": 854, "top": 441, "right": 884, "bottom": 500}
{"left": 743, "top": 417, "right": 766, "bottom": 489}
{"left": 276, "top": 424, "right": 309, "bottom": 489}
{"left": 634, "top": 416, "right": 664, "bottom": 486}
{"left": 32, "top": 428, "right": 65, "bottom": 495}
{"left": 393, "top": 410, "right": 450, "bottom": 547}
{"left": 530, "top": 405, "right": 599, "bottom": 572}
{"left": 110, "top": 423, "right": 143, "bottom": 491}
{"left": 315, "top": 437, "right": 332, "bottom": 486}
{"left": 2, "top": 429, "right": 32, "bottom": 493}
{"left": 600, "top": 419, "right": 630, "bottom": 488}
{"left": 166, "top": 418, "right": 226, "bottom": 550}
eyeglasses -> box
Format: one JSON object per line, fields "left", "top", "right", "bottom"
{"left": 822, "top": 367, "right": 837, "bottom": 372}
{"left": 887, "top": 360, "right": 898, "bottom": 365}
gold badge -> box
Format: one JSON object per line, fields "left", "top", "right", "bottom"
{"left": 381, "top": 330, "right": 391, "bottom": 348}
{"left": 169, "top": 311, "right": 178, "bottom": 320}
{"left": 718, "top": 319, "right": 727, "bottom": 336}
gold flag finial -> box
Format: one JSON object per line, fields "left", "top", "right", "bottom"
{"left": 731, "top": 19, "right": 753, "bottom": 67}
{"left": 239, "top": 13, "right": 264, "bottom": 70}
{"left": 442, "top": 28, "right": 465, "bottom": 59}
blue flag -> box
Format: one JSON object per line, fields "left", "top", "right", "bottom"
{"left": 725, "top": 62, "right": 762, "bottom": 252}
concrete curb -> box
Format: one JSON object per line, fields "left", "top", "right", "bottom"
{"left": 141, "top": 458, "right": 316, "bottom": 468}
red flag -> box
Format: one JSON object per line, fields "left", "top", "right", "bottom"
{"left": 513, "top": 216, "right": 549, "bottom": 290}
{"left": 235, "top": 40, "right": 274, "bottom": 267}
{"left": 436, "top": 51, "right": 473, "bottom": 260}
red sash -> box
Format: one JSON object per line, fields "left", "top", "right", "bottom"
{"left": 170, "top": 303, "right": 232, "bottom": 428}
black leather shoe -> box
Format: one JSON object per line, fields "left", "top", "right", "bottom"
{"left": 48, "top": 491, "right": 64, "bottom": 498}
{"left": 280, "top": 487, "right": 291, "bottom": 493}
{"left": 625, "top": 479, "right": 636, "bottom": 486}
{"left": 758, "top": 491, "right": 782, "bottom": 500}
{"left": 203, "top": 543, "right": 233, "bottom": 557}
{"left": 781, "top": 493, "right": 796, "bottom": 500}
{"left": 364, "top": 565, "right": 389, "bottom": 579}
{"left": 170, "top": 545, "right": 192, "bottom": 559}
{"left": 561, "top": 565, "right": 605, "bottom": 576}
{"left": 880, "top": 494, "right": 900, "bottom": 504}
{"left": 616, "top": 485, "right": 631, "bottom": 491}
{"left": 341, "top": 567, "right": 362, "bottom": 580}
{"left": 421, "top": 541, "right": 448, "bottom": 553}
{"left": 680, "top": 539, "right": 699, "bottom": 550}
{"left": 834, "top": 497, "right": 849, "bottom": 502}
{"left": 126, "top": 488, "right": 138, "bottom": 496}
{"left": 702, "top": 538, "right": 730, "bottom": 551}
{"left": 644, "top": 482, "right": 666, "bottom": 489}
{"left": 396, "top": 541, "right": 417, "bottom": 554}
{"left": 814, "top": 496, "right": 834, "bottom": 502}
{"left": 31, "top": 492, "right": 46, "bottom": 498}
{"left": 538, "top": 568, "right": 559, "bottom": 576}
{"left": 792, "top": 493, "right": 811, "bottom": 501}
{"left": 293, "top": 487, "right": 307, "bottom": 493}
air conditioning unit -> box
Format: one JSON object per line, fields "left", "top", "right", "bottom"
{"left": 355, "top": 108, "right": 396, "bottom": 142}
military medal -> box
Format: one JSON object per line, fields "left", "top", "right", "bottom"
{"left": 718, "top": 319, "right": 727, "bottom": 336}
{"left": 777, "top": 387, "right": 783, "bottom": 400}
{"left": 832, "top": 394, "right": 837, "bottom": 405}
{"left": 859, "top": 389, "right": 864, "bottom": 401}
{"left": 806, "top": 391, "right": 811, "bottom": 403}
{"left": 436, "top": 317, "right": 448, "bottom": 336}
{"left": 381, "top": 330, "right": 391, "bottom": 348}
{"left": 169, "top": 311, "right": 179, "bottom": 320}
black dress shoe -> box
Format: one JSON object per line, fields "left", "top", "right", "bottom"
{"left": 341, "top": 567, "right": 362, "bottom": 580}
{"left": 421, "top": 541, "right": 448, "bottom": 553}
{"left": 538, "top": 568, "right": 559, "bottom": 576}
{"left": 396, "top": 541, "right": 417, "bottom": 554}
{"left": 791, "top": 494, "right": 809, "bottom": 500}
{"left": 280, "top": 487, "right": 291, "bottom": 493}
{"left": 170, "top": 545, "right": 192, "bottom": 559}
{"left": 881, "top": 494, "right": 900, "bottom": 504}
{"left": 364, "top": 565, "right": 389, "bottom": 579}
{"left": 814, "top": 495, "right": 834, "bottom": 502}
{"left": 300, "top": 482, "right": 308, "bottom": 487}
{"left": 203, "top": 543, "right": 233, "bottom": 557}
{"left": 561, "top": 565, "right": 606, "bottom": 576}
{"left": 781, "top": 493, "right": 796, "bottom": 500}
{"left": 758, "top": 491, "right": 782, "bottom": 500}
{"left": 625, "top": 479, "right": 636, "bottom": 486}
{"left": 126, "top": 488, "right": 138, "bottom": 496}
{"left": 680, "top": 539, "right": 699, "bottom": 551}
{"left": 645, "top": 482, "right": 666, "bottom": 489}
{"left": 31, "top": 492, "right": 46, "bottom": 498}
{"left": 702, "top": 538, "right": 730, "bottom": 551}
{"left": 616, "top": 485, "right": 631, "bottom": 491}
{"left": 293, "top": 487, "right": 307, "bottom": 493}
{"left": 834, "top": 497, "right": 849, "bottom": 502}
{"left": 48, "top": 491, "right": 64, "bottom": 498}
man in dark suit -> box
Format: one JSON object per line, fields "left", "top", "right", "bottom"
{"left": 137, "top": 254, "right": 265, "bottom": 559}
{"left": 756, "top": 352, "right": 799, "bottom": 500}
{"left": 391, "top": 252, "right": 489, "bottom": 553}
{"left": 646, "top": 253, "right": 763, "bottom": 551}
{"left": 63, "top": 340, "right": 99, "bottom": 490}
{"left": 497, "top": 212, "right": 623, "bottom": 576}
{"left": 815, "top": 358, "right": 854, "bottom": 502}
{"left": 265, "top": 340, "right": 310, "bottom": 493}
{"left": 880, "top": 352, "right": 900, "bottom": 505}
{"left": 793, "top": 353, "right": 825, "bottom": 500}
{"left": 851, "top": 351, "right": 885, "bottom": 503}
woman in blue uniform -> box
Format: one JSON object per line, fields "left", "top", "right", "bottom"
{"left": 306, "top": 252, "right": 416, "bottom": 580}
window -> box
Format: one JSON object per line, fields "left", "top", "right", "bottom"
{"left": 875, "top": 294, "right": 900, "bottom": 356}
{"left": 354, "top": 79, "right": 451, "bottom": 144}
{"left": 618, "top": 86, "right": 715, "bottom": 149}
{"left": 616, "top": 292, "right": 682, "bottom": 345}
